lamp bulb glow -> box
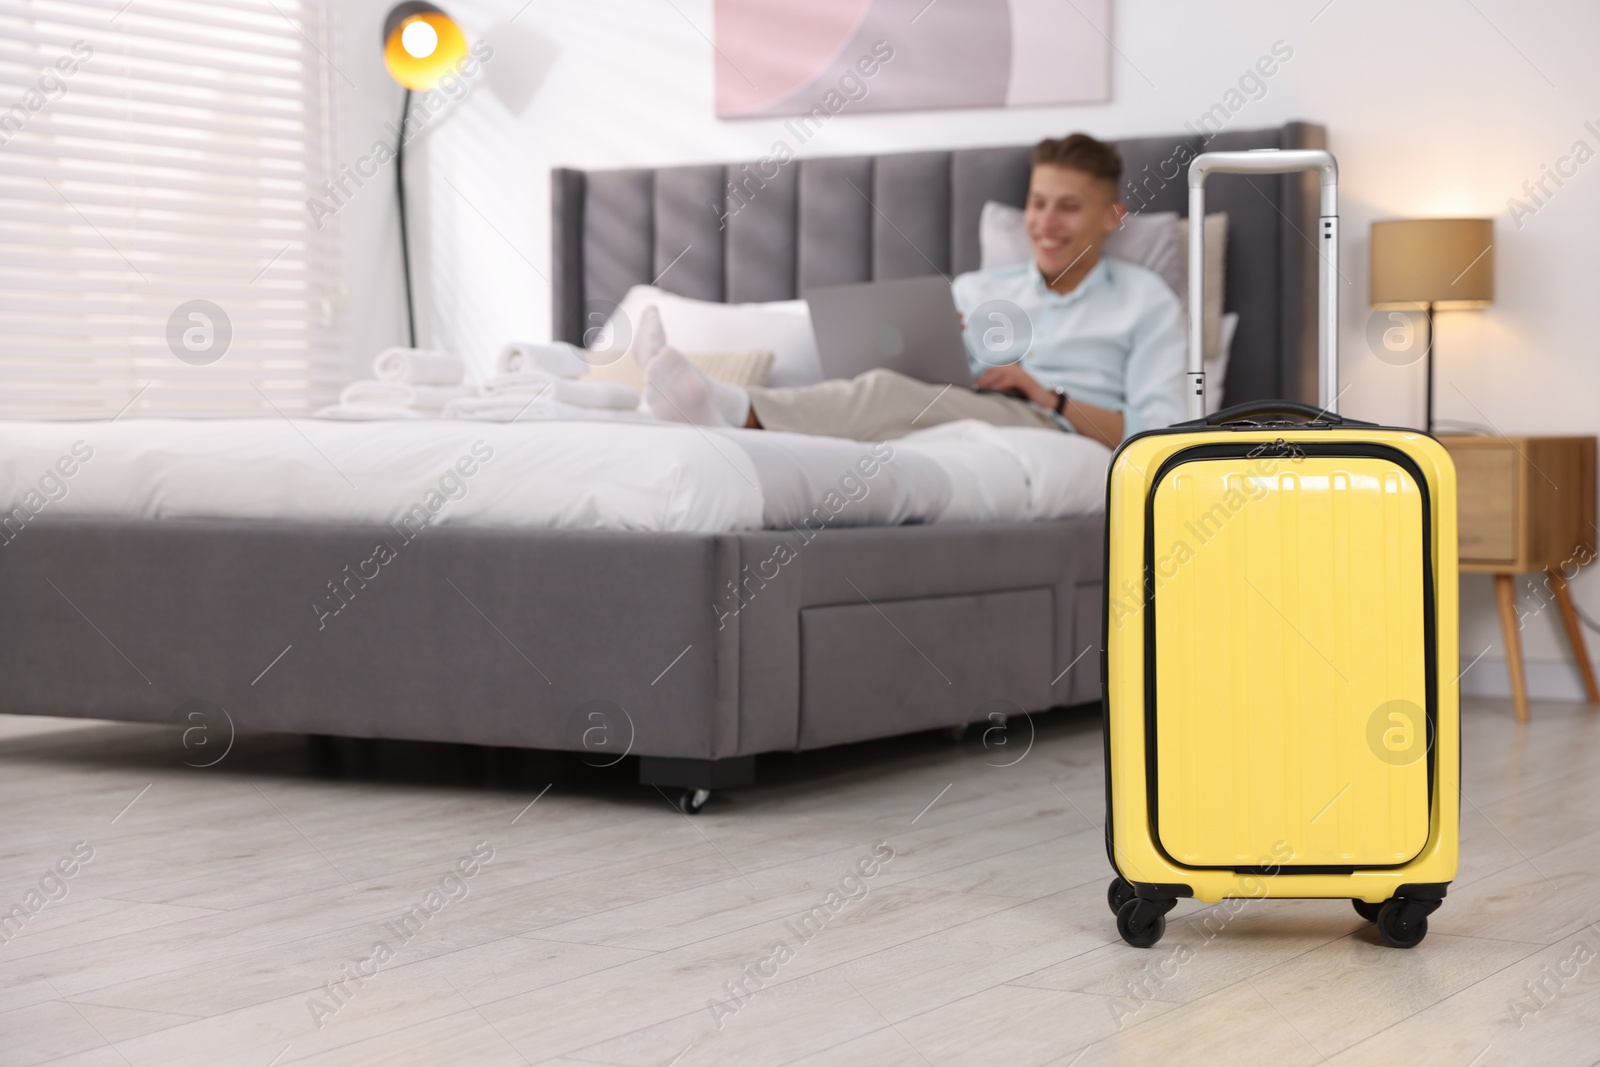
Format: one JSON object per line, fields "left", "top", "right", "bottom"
{"left": 401, "top": 21, "right": 438, "bottom": 59}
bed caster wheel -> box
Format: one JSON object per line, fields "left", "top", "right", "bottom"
{"left": 1116, "top": 898, "right": 1170, "bottom": 949}
{"left": 1108, "top": 877, "right": 1136, "bottom": 915}
{"left": 1352, "top": 899, "right": 1384, "bottom": 923}
{"left": 677, "top": 788, "right": 710, "bottom": 815}
{"left": 1376, "top": 898, "right": 1433, "bottom": 948}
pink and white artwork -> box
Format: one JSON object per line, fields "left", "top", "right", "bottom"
{"left": 713, "top": 0, "right": 1111, "bottom": 118}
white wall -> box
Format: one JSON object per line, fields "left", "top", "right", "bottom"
{"left": 328, "top": 0, "right": 1600, "bottom": 691}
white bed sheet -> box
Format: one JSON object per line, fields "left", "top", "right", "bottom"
{"left": 0, "top": 418, "right": 1108, "bottom": 534}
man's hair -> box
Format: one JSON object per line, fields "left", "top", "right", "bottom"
{"left": 1030, "top": 133, "right": 1122, "bottom": 189}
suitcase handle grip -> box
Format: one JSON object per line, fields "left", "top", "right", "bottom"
{"left": 1200, "top": 399, "right": 1342, "bottom": 427}
{"left": 1186, "top": 149, "right": 1338, "bottom": 422}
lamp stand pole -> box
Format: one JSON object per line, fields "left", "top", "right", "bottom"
{"left": 1424, "top": 301, "right": 1435, "bottom": 434}
{"left": 388, "top": 89, "right": 412, "bottom": 347}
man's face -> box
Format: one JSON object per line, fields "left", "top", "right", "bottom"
{"left": 1023, "top": 164, "right": 1125, "bottom": 284}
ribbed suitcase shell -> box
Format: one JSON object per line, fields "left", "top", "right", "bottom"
{"left": 1104, "top": 425, "right": 1460, "bottom": 905}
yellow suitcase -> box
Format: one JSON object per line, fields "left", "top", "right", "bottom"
{"left": 1102, "top": 150, "right": 1459, "bottom": 950}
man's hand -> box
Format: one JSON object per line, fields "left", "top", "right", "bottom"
{"left": 975, "top": 362, "right": 1124, "bottom": 442}
{"left": 974, "top": 363, "right": 1054, "bottom": 410}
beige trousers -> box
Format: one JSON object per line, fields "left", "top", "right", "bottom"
{"left": 746, "top": 369, "right": 1058, "bottom": 441}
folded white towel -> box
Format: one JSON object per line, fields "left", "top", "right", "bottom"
{"left": 442, "top": 395, "right": 558, "bottom": 422}
{"left": 497, "top": 341, "right": 589, "bottom": 379}
{"left": 442, "top": 395, "right": 653, "bottom": 424}
{"left": 372, "top": 347, "right": 465, "bottom": 386}
{"left": 479, "top": 373, "right": 639, "bottom": 410}
{"left": 478, "top": 371, "right": 555, "bottom": 396}
{"left": 313, "top": 403, "right": 425, "bottom": 421}
{"left": 339, "top": 380, "right": 473, "bottom": 413}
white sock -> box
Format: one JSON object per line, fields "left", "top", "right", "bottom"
{"left": 706, "top": 366, "right": 752, "bottom": 426}
{"left": 644, "top": 346, "right": 750, "bottom": 427}
{"left": 631, "top": 304, "right": 667, "bottom": 371}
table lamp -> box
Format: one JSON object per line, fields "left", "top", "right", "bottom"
{"left": 382, "top": 2, "right": 468, "bottom": 347}
{"left": 1369, "top": 218, "right": 1494, "bottom": 432}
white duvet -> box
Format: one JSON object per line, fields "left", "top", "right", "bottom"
{"left": 0, "top": 418, "right": 1108, "bottom": 534}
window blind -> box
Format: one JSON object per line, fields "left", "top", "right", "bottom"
{"left": 0, "top": 0, "right": 341, "bottom": 417}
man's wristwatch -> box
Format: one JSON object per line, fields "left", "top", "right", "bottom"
{"left": 1053, "top": 387, "right": 1070, "bottom": 416}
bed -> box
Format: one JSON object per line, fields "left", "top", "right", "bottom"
{"left": 0, "top": 121, "right": 1326, "bottom": 810}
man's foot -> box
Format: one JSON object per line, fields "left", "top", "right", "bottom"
{"left": 643, "top": 346, "right": 750, "bottom": 427}
{"left": 631, "top": 305, "right": 667, "bottom": 370}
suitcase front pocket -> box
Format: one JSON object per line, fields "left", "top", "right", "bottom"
{"left": 1146, "top": 447, "right": 1434, "bottom": 869}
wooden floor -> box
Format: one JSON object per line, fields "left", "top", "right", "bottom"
{"left": 1, "top": 696, "right": 1598, "bottom": 1067}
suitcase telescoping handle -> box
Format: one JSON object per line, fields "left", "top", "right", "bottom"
{"left": 1186, "top": 148, "right": 1339, "bottom": 421}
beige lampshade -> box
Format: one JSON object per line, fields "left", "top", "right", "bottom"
{"left": 1370, "top": 218, "right": 1494, "bottom": 309}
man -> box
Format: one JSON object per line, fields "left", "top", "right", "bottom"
{"left": 641, "top": 133, "right": 1185, "bottom": 446}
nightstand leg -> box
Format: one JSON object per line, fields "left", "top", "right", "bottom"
{"left": 1495, "top": 573, "right": 1530, "bottom": 722}
{"left": 1548, "top": 567, "right": 1600, "bottom": 703}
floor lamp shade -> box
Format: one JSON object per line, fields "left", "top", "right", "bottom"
{"left": 382, "top": 2, "right": 467, "bottom": 91}
{"left": 1370, "top": 218, "right": 1495, "bottom": 309}
{"left": 380, "top": 2, "right": 466, "bottom": 347}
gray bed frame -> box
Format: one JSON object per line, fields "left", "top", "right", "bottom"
{"left": 0, "top": 122, "right": 1325, "bottom": 808}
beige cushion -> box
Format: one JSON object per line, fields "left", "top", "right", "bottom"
{"left": 584, "top": 348, "right": 775, "bottom": 393}
{"left": 1174, "top": 212, "right": 1228, "bottom": 362}
{"left": 683, "top": 349, "right": 775, "bottom": 387}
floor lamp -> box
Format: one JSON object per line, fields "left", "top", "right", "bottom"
{"left": 1369, "top": 218, "right": 1495, "bottom": 432}
{"left": 382, "top": 3, "right": 467, "bottom": 348}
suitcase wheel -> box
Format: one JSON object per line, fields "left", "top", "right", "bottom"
{"left": 1352, "top": 899, "right": 1384, "bottom": 923}
{"left": 1376, "top": 898, "right": 1437, "bottom": 949}
{"left": 1116, "top": 897, "right": 1174, "bottom": 949}
{"left": 1107, "top": 877, "right": 1136, "bottom": 916}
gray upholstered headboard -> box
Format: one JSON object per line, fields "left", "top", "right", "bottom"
{"left": 552, "top": 121, "right": 1327, "bottom": 407}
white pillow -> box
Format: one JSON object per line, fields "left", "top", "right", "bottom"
{"left": 978, "top": 200, "right": 1036, "bottom": 271}
{"left": 594, "top": 285, "right": 823, "bottom": 387}
{"left": 1111, "top": 212, "right": 1184, "bottom": 293}
{"left": 1175, "top": 212, "right": 1229, "bottom": 367}
{"left": 1207, "top": 312, "right": 1239, "bottom": 416}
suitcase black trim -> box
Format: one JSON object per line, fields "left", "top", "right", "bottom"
{"left": 1103, "top": 437, "right": 1443, "bottom": 878}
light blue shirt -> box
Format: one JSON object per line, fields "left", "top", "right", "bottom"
{"left": 950, "top": 257, "right": 1186, "bottom": 439}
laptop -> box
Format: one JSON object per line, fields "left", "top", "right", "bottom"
{"left": 803, "top": 276, "right": 976, "bottom": 388}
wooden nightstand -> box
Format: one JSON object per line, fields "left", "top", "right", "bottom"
{"left": 1437, "top": 435, "right": 1598, "bottom": 721}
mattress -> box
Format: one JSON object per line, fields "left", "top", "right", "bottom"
{"left": 0, "top": 417, "right": 1109, "bottom": 534}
